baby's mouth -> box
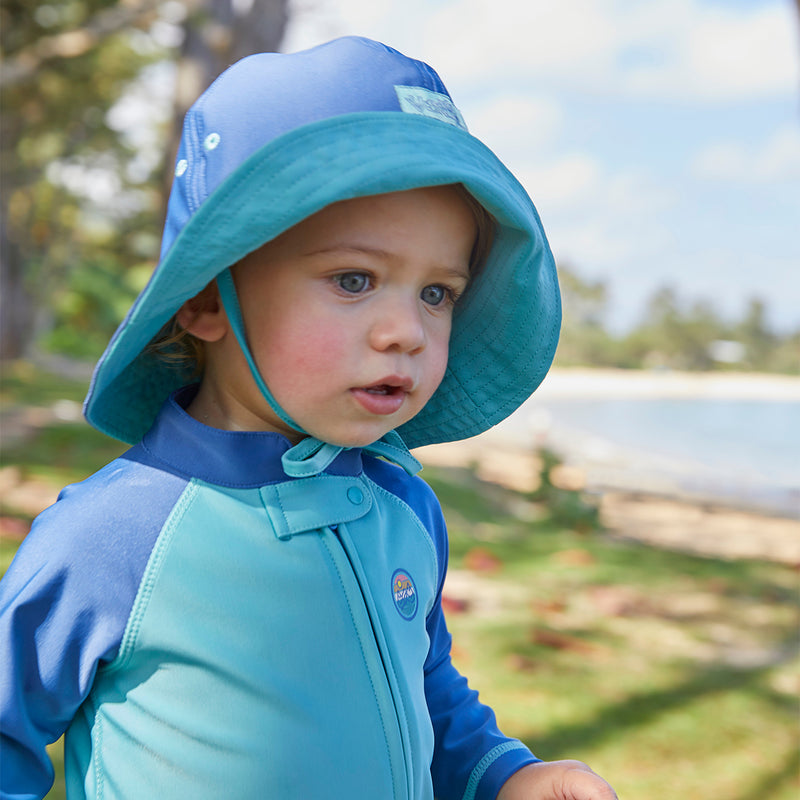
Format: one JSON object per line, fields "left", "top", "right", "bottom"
{"left": 351, "top": 379, "right": 413, "bottom": 415}
{"left": 363, "top": 385, "right": 400, "bottom": 396}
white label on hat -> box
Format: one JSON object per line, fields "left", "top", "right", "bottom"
{"left": 395, "top": 86, "right": 467, "bottom": 131}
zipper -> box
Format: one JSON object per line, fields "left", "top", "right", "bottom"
{"left": 326, "top": 522, "right": 413, "bottom": 800}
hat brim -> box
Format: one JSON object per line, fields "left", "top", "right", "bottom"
{"left": 84, "top": 112, "right": 560, "bottom": 447}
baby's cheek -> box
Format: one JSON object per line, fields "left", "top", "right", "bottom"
{"left": 430, "top": 340, "right": 450, "bottom": 382}
{"left": 303, "top": 326, "right": 349, "bottom": 366}
{"left": 278, "top": 325, "right": 349, "bottom": 384}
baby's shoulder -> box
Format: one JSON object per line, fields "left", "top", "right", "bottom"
{"left": 363, "top": 454, "right": 435, "bottom": 497}
{"left": 0, "top": 447, "right": 197, "bottom": 684}
{"left": 26, "top": 446, "right": 192, "bottom": 570}
{"left": 362, "top": 456, "right": 445, "bottom": 530}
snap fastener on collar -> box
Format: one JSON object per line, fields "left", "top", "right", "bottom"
{"left": 261, "top": 476, "right": 373, "bottom": 538}
{"left": 204, "top": 132, "right": 221, "bottom": 151}
{"left": 347, "top": 486, "right": 364, "bottom": 505}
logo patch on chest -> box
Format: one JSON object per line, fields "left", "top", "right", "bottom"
{"left": 391, "top": 569, "right": 418, "bottom": 621}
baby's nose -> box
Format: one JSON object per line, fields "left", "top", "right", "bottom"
{"left": 369, "top": 297, "right": 426, "bottom": 353}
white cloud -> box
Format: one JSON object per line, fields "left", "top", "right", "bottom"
{"left": 620, "top": 0, "right": 799, "bottom": 100}
{"left": 465, "top": 93, "right": 563, "bottom": 156}
{"left": 532, "top": 165, "right": 677, "bottom": 275}
{"left": 517, "top": 154, "right": 602, "bottom": 208}
{"left": 692, "top": 124, "right": 800, "bottom": 182}
{"left": 554, "top": 218, "right": 638, "bottom": 267}
{"left": 287, "top": 0, "right": 799, "bottom": 102}
{"left": 422, "top": 0, "right": 619, "bottom": 85}
{"left": 284, "top": 0, "right": 410, "bottom": 51}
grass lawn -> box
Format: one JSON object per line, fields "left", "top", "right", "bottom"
{"left": 2, "top": 363, "right": 798, "bottom": 799}
{"left": 425, "top": 465, "right": 799, "bottom": 799}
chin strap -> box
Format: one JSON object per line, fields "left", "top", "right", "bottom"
{"left": 216, "top": 268, "right": 300, "bottom": 435}
{"left": 280, "top": 430, "right": 422, "bottom": 478}
{"left": 359, "top": 429, "right": 423, "bottom": 474}
{"left": 216, "top": 268, "right": 422, "bottom": 479}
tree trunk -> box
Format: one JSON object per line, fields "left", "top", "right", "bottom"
{"left": 0, "top": 0, "right": 289, "bottom": 361}
{"left": 0, "top": 215, "right": 32, "bottom": 360}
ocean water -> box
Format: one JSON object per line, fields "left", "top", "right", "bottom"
{"left": 517, "top": 397, "right": 800, "bottom": 517}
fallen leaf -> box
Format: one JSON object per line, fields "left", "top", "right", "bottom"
{"left": 464, "top": 547, "right": 502, "bottom": 573}
{"left": 531, "top": 628, "right": 597, "bottom": 655}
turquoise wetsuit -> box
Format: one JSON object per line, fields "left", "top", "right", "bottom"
{"left": 0, "top": 388, "right": 538, "bottom": 799}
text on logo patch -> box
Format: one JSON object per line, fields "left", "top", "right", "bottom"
{"left": 395, "top": 86, "right": 467, "bottom": 131}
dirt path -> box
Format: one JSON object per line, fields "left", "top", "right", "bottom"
{"left": 414, "top": 440, "right": 800, "bottom": 566}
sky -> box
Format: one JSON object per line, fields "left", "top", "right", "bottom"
{"left": 280, "top": 0, "right": 800, "bottom": 334}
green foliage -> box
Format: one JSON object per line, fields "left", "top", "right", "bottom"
{"left": 529, "top": 448, "right": 600, "bottom": 533}
{"left": 1, "top": 0, "right": 172, "bottom": 357}
{"left": 555, "top": 265, "right": 799, "bottom": 374}
{"left": 0, "top": 360, "right": 88, "bottom": 405}
{"left": 2, "top": 0, "right": 289, "bottom": 361}
{"left": 3, "top": 419, "right": 127, "bottom": 485}
{"left": 42, "top": 257, "right": 151, "bottom": 358}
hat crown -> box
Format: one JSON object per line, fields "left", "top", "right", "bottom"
{"left": 162, "top": 37, "right": 464, "bottom": 261}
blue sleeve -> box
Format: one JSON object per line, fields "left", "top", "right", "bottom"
{"left": 0, "top": 451, "right": 188, "bottom": 800}
{"left": 363, "top": 457, "right": 540, "bottom": 800}
{"left": 424, "top": 596, "right": 540, "bottom": 800}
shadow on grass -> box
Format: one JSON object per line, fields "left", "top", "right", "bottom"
{"left": 735, "top": 746, "right": 800, "bottom": 800}
{"left": 521, "top": 654, "right": 797, "bottom": 760}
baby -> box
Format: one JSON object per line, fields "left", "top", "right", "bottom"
{"left": 0, "top": 36, "right": 616, "bottom": 800}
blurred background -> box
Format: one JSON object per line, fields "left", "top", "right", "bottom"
{"left": 1, "top": 1, "right": 798, "bottom": 798}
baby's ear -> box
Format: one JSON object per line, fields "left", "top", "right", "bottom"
{"left": 176, "top": 280, "right": 227, "bottom": 342}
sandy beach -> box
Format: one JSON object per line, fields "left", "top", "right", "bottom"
{"left": 413, "top": 437, "right": 800, "bottom": 566}
{"left": 530, "top": 367, "right": 800, "bottom": 401}
{"left": 414, "top": 369, "right": 800, "bottom": 566}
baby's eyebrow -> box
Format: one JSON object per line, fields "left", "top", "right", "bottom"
{"left": 441, "top": 265, "right": 470, "bottom": 278}
{"left": 305, "top": 244, "right": 394, "bottom": 260}
{"left": 306, "top": 245, "right": 470, "bottom": 280}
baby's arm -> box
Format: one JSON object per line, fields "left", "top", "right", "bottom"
{"left": 424, "top": 605, "right": 618, "bottom": 800}
{"left": 497, "top": 761, "right": 617, "bottom": 800}
{"left": 0, "top": 503, "right": 110, "bottom": 798}
{"left": 418, "top": 489, "right": 539, "bottom": 799}
{"left": 0, "top": 452, "right": 183, "bottom": 798}
{"left": 424, "top": 627, "right": 540, "bottom": 798}
{"left": 0, "top": 482, "right": 137, "bottom": 798}
{"left": 398, "top": 469, "right": 615, "bottom": 799}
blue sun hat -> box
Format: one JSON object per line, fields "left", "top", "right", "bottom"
{"left": 84, "top": 36, "right": 560, "bottom": 465}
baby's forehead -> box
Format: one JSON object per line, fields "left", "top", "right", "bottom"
{"left": 233, "top": 186, "right": 478, "bottom": 274}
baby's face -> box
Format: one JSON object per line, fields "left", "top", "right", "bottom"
{"left": 208, "top": 185, "right": 476, "bottom": 446}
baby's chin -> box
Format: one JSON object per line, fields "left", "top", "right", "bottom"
{"left": 313, "top": 432, "right": 393, "bottom": 450}
{"left": 303, "top": 422, "right": 401, "bottom": 450}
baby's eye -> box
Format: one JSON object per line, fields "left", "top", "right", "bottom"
{"left": 335, "top": 272, "right": 371, "bottom": 293}
{"left": 420, "top": 284, "right": 450, "bottom": 306}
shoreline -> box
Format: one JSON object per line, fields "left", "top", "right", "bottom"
{"left": 414, "top": 369, "right": 800, "bottom": 559}
{"left": 535, "top": 367, "right": 800, "bottom": 401}
{"left": 478, "top": 367, "right": 799, "bottom": 517}
{"left": 414, "top": 439, "right": 800, "bottom": 565}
